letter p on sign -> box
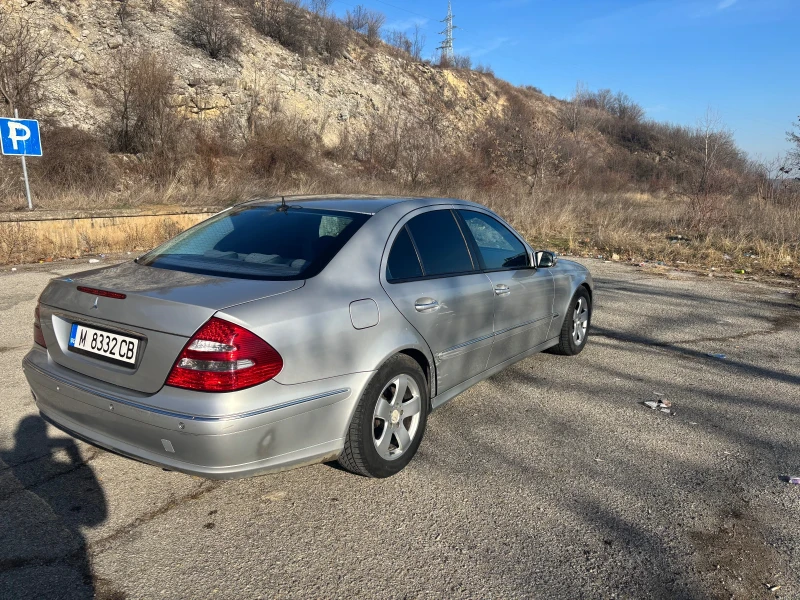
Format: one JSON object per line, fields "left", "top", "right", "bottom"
{"left": 0, "top": 117, "right": 42, "bottom": 156}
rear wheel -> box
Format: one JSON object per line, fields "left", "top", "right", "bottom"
{"left": 550, "top": 288, "right": 591, "bottom": 356}
{"left": 338, "top": 354, "right": 428, "bottom": 478}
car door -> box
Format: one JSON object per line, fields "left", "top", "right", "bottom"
{"left": 456, "top": 209, "right": 555, "bottom": 369}
{"left": 381, "top": 208, "right": 495, "bottom": 394}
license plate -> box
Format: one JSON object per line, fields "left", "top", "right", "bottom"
{"left": 69, "top": 323, "right": 140, "bottom": 366}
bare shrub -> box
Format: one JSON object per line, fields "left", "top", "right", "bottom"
{"left": 558, "top": 81, "right": 589, "bottom": 134}
{"left": 34, "top": 127, "right": 115, "bottom": 190}
{"left": 788, "top": 116, "right": 800, "bottom": 175}
{"left": 452, "top": 54, "right": 471, "bottom": 70}
{"left": 384, "top": 24, "right": 424, "bottom": 60}
{"left": 582, "top": 88, "right": 614, "bottom": 113}
{"left": 182, "top": 0, "right": 242, "bottom": 60}
{"left": 436, "top": 53, "right": 452, "bottom": 68}
{"left": 364, "top": 10, "right": 385, "bottom": 46}
{"left": 678, "top": 109, "right": 743, "bottom": 231}
{"left": 611, "top": 91, "right": 645, "bottom": 122}
{"left": 598, "top": 115, "right": 655, "bottom": 152}
{"left": 385, "top": 29, "right": 412, "bottom": 55}
{"left": 474, "top": 63, "right": 494, "bottom": 76}
{"left": 246, "top": 107, "right": 317, "bottom": 180}
{"left": 344, "top": 4, "right": 383, "bottom": 46}
{"left": 345, "top": 5, "right": 368, "bottom": 32}
{"left": 320, "top": 17, "right": 348, "bottom": 62}
{"left": 0, "top": 12, "right": 57, "bottom": 116}
{"left": 101, "top": 51, "right": 180, "bottom": 158}
{"left": 249, "top": 0, "right": 308, "bottom": 54}
{"left": 479, "top": 95, "right": 566, "bottom": 193}
{"left": 0, "top": 222, "right": 30, "bottom": 263}
{"left": 310, "top": 0, "right": 331, "bottom": 17}
{"left": 148, "top": 0, "right": 163, "bottom": 12}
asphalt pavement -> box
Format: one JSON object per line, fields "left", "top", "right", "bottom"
{"left": 1, "top": 258, "right": 798, "bottom": 600}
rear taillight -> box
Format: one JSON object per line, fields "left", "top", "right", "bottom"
{"left": 33, "top": 304, "right": 46, "bottom": 348}
{"left": 165, "top": 317, "right": 282, "bottom": 392}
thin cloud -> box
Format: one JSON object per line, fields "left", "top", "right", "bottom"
{"left": 717, "top": 0, "right": 737, "bottom": 8}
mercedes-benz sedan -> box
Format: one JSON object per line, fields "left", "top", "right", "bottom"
{"left": 24, "top": 196, "right": 593, "bottom": 478}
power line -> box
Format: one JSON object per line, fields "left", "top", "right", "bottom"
{"left": 330, "top": 0, "right": 432, "bottom": 21}
{"left": 371, "top": 0, "right": 432, "bottom": 20}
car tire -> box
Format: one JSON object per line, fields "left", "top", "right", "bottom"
{"left": 338, "top": 354, "right": 429, "bottom": 478}
{"left": 549, "top": 287, "right": 591, "bottom": 356}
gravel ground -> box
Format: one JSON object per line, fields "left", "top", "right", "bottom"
{"left": 0, "top": 258, "right": 798, "bottom": 600}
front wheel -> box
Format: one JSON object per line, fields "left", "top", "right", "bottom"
{"left": 338, "top": 354, "right": 429, "bottom": 478}
{"left": 550, "top": 288, "right": 591, "bottom": 356}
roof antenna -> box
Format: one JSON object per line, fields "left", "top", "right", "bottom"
{"left": 277, "top": 196, "right": 289, "bottom": 212}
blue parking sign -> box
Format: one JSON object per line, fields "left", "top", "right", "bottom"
{"left": 0, "top": 117, "right": 42, "bottom": 157}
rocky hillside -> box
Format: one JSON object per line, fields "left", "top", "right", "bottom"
{"left": 4, "top": 0, "right": 553, "bottom": 150}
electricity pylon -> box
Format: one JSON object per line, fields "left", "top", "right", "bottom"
{"left": 437, "top": 0, "right": 457, "bottom": 62}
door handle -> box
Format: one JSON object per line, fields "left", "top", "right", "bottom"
{"left": 494, "top": 284, "right": 511, "bottom": 296}
{"left": 414, "top": 298, "right": 440, "bottom": 313}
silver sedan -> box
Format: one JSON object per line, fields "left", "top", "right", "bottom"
{"left": 23, "top": 196, "right": 593, "bottom": 478}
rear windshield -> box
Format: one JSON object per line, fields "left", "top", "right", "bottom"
{"left": 138, "top": 205, "right": 370, "bottom": 280}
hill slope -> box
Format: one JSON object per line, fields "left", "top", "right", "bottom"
{"left": 0, "top": 0, "right": 797, "bottom": 277}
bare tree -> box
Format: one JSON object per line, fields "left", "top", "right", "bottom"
{"left": 345, "top": 5, "right": 368, "bottom": 32}
{"left": 385, "top": 29, "right": 412, "bottom": 55}
{"left": 364, "top": 9, "right": 385, "bottom": 46}
{"left": 249, "top": 0, "right": 307, "bottom": 54}
{"left": 559, "top": 81, "right": 588, "bottom": 134}
{"left": 612, "top": 91, "right": 645, "bottom": 122}
{"left": 182, "top": 0, "right": 242, "bottom": 60}
{"left": 679, "top": 109, "right": 739, "bottom": 230}
{"left": 788, "top": 116, "right": 800, "bottom": 175}
{"left": 410, "top": 23, "right": 426, "bottom": 61}
{"left": 310, "top": 0, "right": 331, "bottom": 17}
{"left": 0, "top": 12, "right": 57, "bottom": 117}
{"left": 482, "top": 96, "right": 565, "bottom": 193}
{"left": 751, "top": 154, "right": 795, "bottom": 205}
{"left": 585, "top": 88, "right": 614, "bottom": 113}
{"left": 452, "top": 54, "right": 471, "bottom": 70}
{"left": 100, "top": 51, "right": 177, "bottom": 154}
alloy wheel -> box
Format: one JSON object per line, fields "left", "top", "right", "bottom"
{"left": 372, "top": 374, "right": 422, "bottom": 461}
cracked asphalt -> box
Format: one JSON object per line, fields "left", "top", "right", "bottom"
{"left": 1, "top": 258, "right": 799, "bottom": 600}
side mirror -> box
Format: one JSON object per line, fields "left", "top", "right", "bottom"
{"left": 536, "top": 251, "right": 557, "bottom": 268}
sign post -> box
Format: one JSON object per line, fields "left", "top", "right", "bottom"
{"left": 0, "top": 111, "right": 42, "bottom": 210}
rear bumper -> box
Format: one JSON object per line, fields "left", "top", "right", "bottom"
{"left": 23, "top": 347, "right": 373, "bottom": 479}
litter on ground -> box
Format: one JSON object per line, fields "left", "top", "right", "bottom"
{"left": 706, "top": 353, "right": 727, "bottom": 359}
{"left": 643, "top": 400, "right": 674, "bottom": 415}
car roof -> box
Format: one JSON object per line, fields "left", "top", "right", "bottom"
{"left": 242, "top": 195, "right": 480, "bottom": 215}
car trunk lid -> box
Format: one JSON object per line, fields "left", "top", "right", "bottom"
{"left": 38, "top": 261, "right": 303, "bottom": 393}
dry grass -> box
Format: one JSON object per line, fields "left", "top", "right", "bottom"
{"left": 1, "top": 171, "right": 797, "bottom": 280}
{"left": 0, "top": 213, "right": 208, "bottom": 264}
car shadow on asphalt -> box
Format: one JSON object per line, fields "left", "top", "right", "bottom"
{"left": 0, "top": 416, "right": 109, "bottom": 600}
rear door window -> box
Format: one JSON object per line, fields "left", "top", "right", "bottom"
{"left": 139, "top": 206, "right": 370, "bottom": 280}
{"left": 405, "top": 210, "right": 475, "bottom": 277}
{"left": 387, "top": 227, "right": 423, "bottom": 282}
{"left": 458, "top": 210, "right": 529, "bottom": 270}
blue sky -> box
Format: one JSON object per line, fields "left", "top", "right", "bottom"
{"left": 330, "top": 0, "right": 796, "bottom": 161}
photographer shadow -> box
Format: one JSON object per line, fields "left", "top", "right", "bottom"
{"left": 0, "top": 415, "right": 107, "bottom": 600}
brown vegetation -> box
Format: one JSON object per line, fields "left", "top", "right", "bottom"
{"left": 0, "top": 0, "right": 797, "bottom": 279}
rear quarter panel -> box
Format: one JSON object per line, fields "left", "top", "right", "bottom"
{"left": 218, "top": 206, "right": 435, "bottom": 387}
